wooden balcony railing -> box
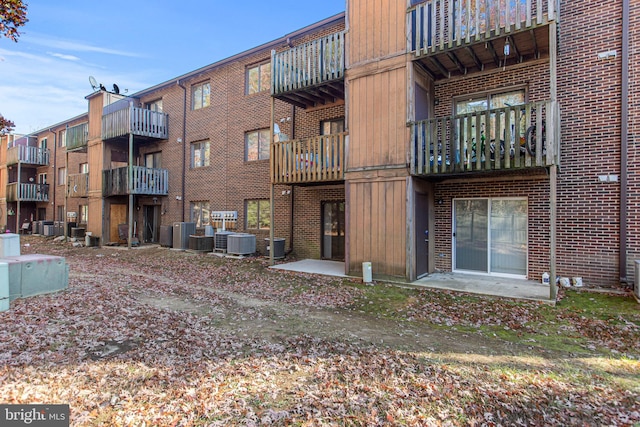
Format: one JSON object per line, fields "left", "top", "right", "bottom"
{"left": 67, "top": 173, "right": 89, "bottom": 197}
{"left": 6, "top": 183, "right": 49, "bottom": 202}
{"left": 411, "top": 100, "right": 558, "bottom": 175}
{"left": 6, "top": 146, "right": 50, "bottom": 166}
{"left": 103, "top": 166, "right": 169, "bottom": 197}
{"left": 102, "top": 106, "right": 168, "bottom": 140}
{"left": 271, "top": 132, "right": 346, "bottom": 184}
{"left": 272, "top": 31, "right": 345, "bottom": 97}
{"left": 408, "top": 0, "right": 556, "bottom": 56}
{"left": 66, "top": 122, "right": 89, "bottom": 151}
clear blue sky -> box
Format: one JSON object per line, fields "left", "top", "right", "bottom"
{"left": 0, "top": 0, "right": 345, "bottom": 134}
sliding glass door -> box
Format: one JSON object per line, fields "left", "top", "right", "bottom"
{"left": 454, "top": 198, "right": 527, "bottom": 276}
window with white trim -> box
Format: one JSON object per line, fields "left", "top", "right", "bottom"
{"left": 191, "top": 201, "right": 210, "bottom": 228}
{"left": 191, "top": 82, "right": 210, "bottom": 110}
{"left": 191, "top": 141, "right": 210, "bottom": 168}
{"left": 245, "top": 129, "right": 270, "bottom": 161}
{"left": 246, "top": 199, "right": 270, "bottom": 230}
{"left": 246, "top": 62, "right": 271, "bottom": 95}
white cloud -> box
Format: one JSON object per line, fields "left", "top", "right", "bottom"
{"left": 48, "top": 52, "right": 80, "bottom": 61}
{"left": 26, "top": 34, "right": 143, "bottom": 58}
{"left": 0, "top": 41, "right": 161, "bottom": 134}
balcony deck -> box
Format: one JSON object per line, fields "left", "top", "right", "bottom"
{"left": 103, "top": 166, "right": 169, "bottom": 197}
{"left": 408, "top": 0, "right": 556, "bottom": 79}
{"left": 6, "top": 183, "right": 49, "bottom": 202}
{"left": 271, "top": 132, "right": 346, "bottom": 184}
{"left": 102, "top": 106, "right": 168, "bottom": 141}
{"left": 68, "top": 173, "right": 89, "bottom": 197}
{"left": 66, "top": 122, "right": 89, "bottom": 152}
{"left": 411, "top": 100, "right": 558, "bottom": 176}
{"left": 6, "top": 146, "right": 50, "bottom": 166}
{"left": 271, "top": 31, "right": 345, "bottom": 108}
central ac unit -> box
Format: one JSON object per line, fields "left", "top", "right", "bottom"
{"left": 172, "top": 222, "right": 196, "bottom": 250}
{"left": 160, "top": 225, "right": 173, "bottom": 247}
{"left": 227, "top": 233, "right": 256, "bottom": 256}
{"left": 189, "top": 235, "right": 213, "bottom": 253}
{"left": 214, "top": 231, "right": 233, "bottom": 252}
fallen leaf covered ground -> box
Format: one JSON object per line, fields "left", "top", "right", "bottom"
{"left": 1, "top": 236, "right": 638, "bottom": 426}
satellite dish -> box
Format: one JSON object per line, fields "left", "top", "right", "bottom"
{"left": 89, "top": 76, "right": 98, "bottom": 90}
{"left": 113, "top": 84, "right": 120, "bottom": 94}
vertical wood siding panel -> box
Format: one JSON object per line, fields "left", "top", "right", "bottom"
{"left": 400, "top": 180, "right": 406, "bottom": 276}
{"left": 360, "top": 78, "right": 368, "bottom": 169}
{"left": 371, "top": 181, "right": 381, "bottom": 269}
{"left": 381, "top": 72, "right": 391, "bottom": 165}
{"left": 373, "top": 73, "right": 382, "bottom": 166}
{"left": 364, "top": 181, "right": 372, "bottom": 264}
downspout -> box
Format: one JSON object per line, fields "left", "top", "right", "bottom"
{"left": 127, "top": 102, "right": 134, "bottom": 249}
{"left": 49, "top": 130, "right": 57, "bottom": 223}
{"left": 288, "top": 104, "right": 296, "bottom": 254}
{"left": 619, "top": 0, "right": 629, "bottom": 283}
{"left": 287, "top": 186, "right": 294, "bottom": 255}
{"left": 177, "top": 79, "right": 187, "bottom": 222}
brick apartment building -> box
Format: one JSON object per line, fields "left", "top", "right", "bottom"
{"left": 0, "top": 0, "right": 637, "bottom": 297}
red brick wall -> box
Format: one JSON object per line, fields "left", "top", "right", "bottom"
{"left": 430, "top": 62, "right": 552, "bottom": 280}
{"left": 428, "top": 1, "right": 634, "bottom": 288}
{"left": 434, "top": 61, "right": 551, "bottom": 117}
{"left": 128, "top": 19, "right": 346, "bottom": 257}
{"left": 433, "top": 173, "right": 550, "bottom": 280}
{"left": 292, "top": 185, "right": 345, "bottom": 260}
{"left": 556, "top": 0, "right": 625, "bottom": 287}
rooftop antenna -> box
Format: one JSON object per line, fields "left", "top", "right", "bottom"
{"left": 113, "top": 83, "right": 120, "bottom": 94}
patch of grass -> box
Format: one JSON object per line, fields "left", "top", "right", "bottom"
{"left": 344, "top": 281, "right": 639, "bottom": 357}
{"left": 348, "top": 282, "right": 418, "bottom": 317}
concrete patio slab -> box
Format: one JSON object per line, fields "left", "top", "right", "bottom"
{"left": 270, "top": 259, "right": 553, "bottom": 303}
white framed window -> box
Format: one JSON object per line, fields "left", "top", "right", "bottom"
{"left": 39, "top": 137, "right": 47, "bottom": 150}
{"left": 38, "top": 173, "right": 47, "bottom": 184}
{"left": 145, "top": 152, "right": 161, "bottom": 168}
{"left": 191, "top": 201, "right": 210, "bottom": 228}
{"left": 79, "top": 163, "right": 88, "bottom": 174}
{"left": 191, "top": 82, "right": 210, "bottom": 110}
{"left": 59, "top": 129, "right": 66, "bottom": 147}
{"left": 321, "top": 118, "right": 345, "bottom": 135}
{"left": 246, "top": 199, "right": 270, "bottom": 230}
{"left": 57, "top": 167, "right": 66, "bottom": 186}
{"left": 191, "top": 141, "right": 210, "bottom": 168}
{"left": 455, "top": 89, "right": 526, "bottom": 158}
{"left": 245, "top": 129, "right": 270, "bottom": 161}
{"left": 246, "top": 62, "right": 271, "bottom": 95}
{"left": 146, "top": 99, "right": 163, "bottom": 112}
{"left": 79, "top": 204, "right": 88, "bottom": 225}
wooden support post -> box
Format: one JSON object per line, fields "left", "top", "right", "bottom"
{"left": 128, "top": 118, "right": 133, "bottom": 250}
{"left": 269, "top": 96, "right": 275, "bottom": 266}
{"left": 549, "top": 20, "right": 558, "bottom": 300}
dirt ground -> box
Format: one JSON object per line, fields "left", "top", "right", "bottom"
{"left": 2, "top": 236, "right": 637, "bottom": 426}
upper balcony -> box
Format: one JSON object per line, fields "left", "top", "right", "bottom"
{"left": 410, "top": 100, "right": 558, "bottom": 177}
{"left": 67, "top": 173, "right": 89, "bottom": 197}
{"left": 102, "top": 101, "right": 168, "bottom": 142}
{"left": 66, "top": 122, "right": 89, "bottom": 152}
{"left": 6, "top": 183, "right": 49, "bottom": 202}
{"left": 103, "top": 166, "right": 169, "bottom": 197}
{"left": 271, "top": 31, "right": 345, "bottom": 108}
{"left": 6, "top": 145, "right": 50, "bottom": 166}
{"left": 407, "top": 0, "right": 556, "bottom": 79}
{"left": 271, "top": 132, "right": 346, "bottom": 184}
